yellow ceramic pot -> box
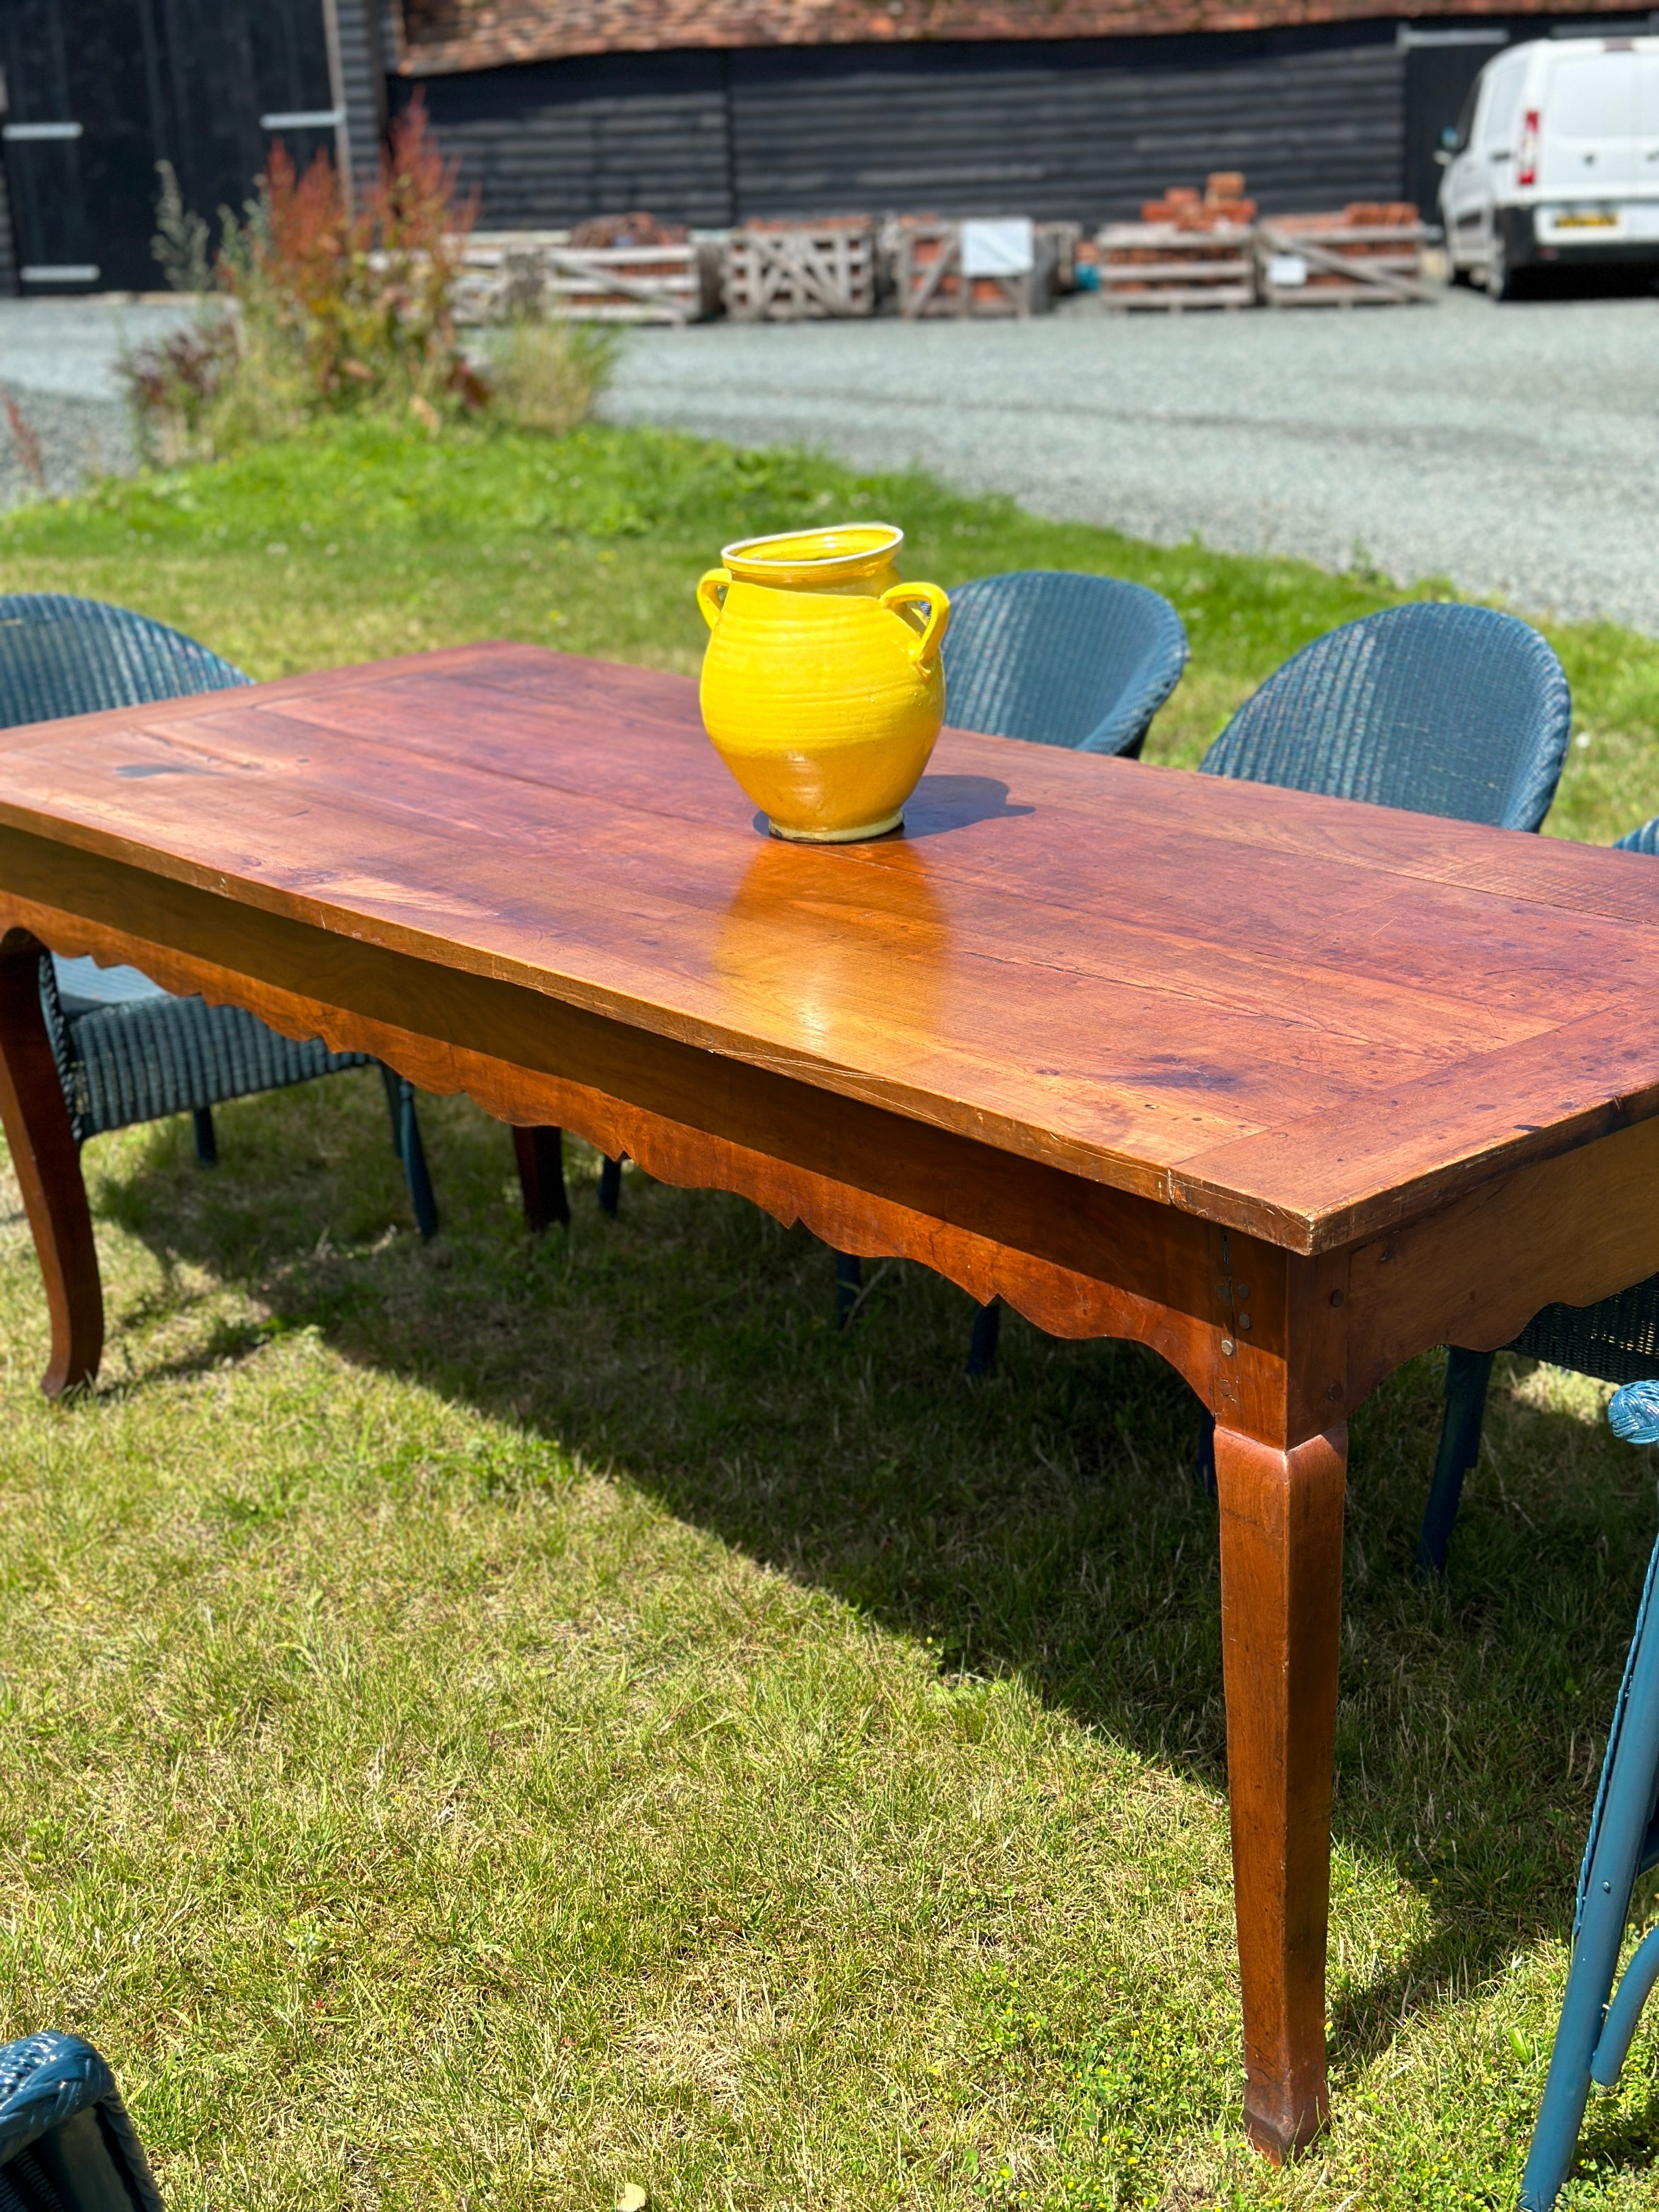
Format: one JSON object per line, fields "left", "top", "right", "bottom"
{"left": 697, "top": 522, "right": 950, "bottom": 843}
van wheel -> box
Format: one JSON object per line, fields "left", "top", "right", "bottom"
{"left": 1486, "top": 234, "right": 1521, "bottom": 301}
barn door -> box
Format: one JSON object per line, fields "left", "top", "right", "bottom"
{"left": 0, "top": 0, "right": 342, "bottom": 295}
{"left": 0, "top": 0, "right": 130, "bottom": 290}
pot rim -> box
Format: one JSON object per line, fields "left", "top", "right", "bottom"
{"left": 720, "top": 521, "right": 904, "bottom": 578}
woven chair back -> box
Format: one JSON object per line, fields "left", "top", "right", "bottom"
{"left": 940, "top": 569, "right": 1188, "bottom": 759}
{"left": 0, "top": 595, "right": 250, "bottom": 1023}
{"left": 1200, "top": 602, "right": 1572, "bottom": 831}
{"left": 1499, "top": 810, "right": 1659, "bottom": 1390}
{"left": 0, "top": 592, "right": 249, "bottom": 729}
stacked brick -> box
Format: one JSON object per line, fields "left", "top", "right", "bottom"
{"left": 568, "top": 211, "right": 688, "bottom": 248}
{"left": 1137, "top": 173, "right": 1258, "bottom": 227}
{"left": 1097, "top": 172, "right": 1257, "bottom": 311}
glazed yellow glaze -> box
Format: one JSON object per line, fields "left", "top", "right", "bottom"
{"left": 697, "top": 522, "right": 950, "bottom": 843}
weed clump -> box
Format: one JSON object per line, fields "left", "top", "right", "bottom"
{"left": 122, "top": 99, "right": 611, "bottom": 463}
{"left": 483, "top": 317, "right": 617, "bottom": 438}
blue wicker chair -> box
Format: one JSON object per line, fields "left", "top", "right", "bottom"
{"left": 0, "top": 595, "right": 438, "bottom": 1247}
{"left": 1190, "top": 602, "right": 1573, "bottom": 1500}
{"left": 940, "top": 569, "right": 1189, "bottom": 760}
{"left": 1198, "top": 600, "right": 1571, "bottom": 827}
{"left": 0, "top": 2032, "right": 162, "bottom": 2212}
{"left": 842, "top": 570, "right": 1191, "bottom": 1357}
{"left": 1420, "top": 812, "right": 1659, "bottom": 1576}
{"left": 1520, "top": 1378, "right": 1659, "bottom": 2209}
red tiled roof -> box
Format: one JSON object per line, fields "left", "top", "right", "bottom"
{"left": 397, "top": 0, "right": 1634, "bottom": 74}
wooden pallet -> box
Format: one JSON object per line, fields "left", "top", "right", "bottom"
{"left": 723, "top": 223, "right": 876, "bottom": 320}
{"left": 455, "top": 232, "right": 707, "bottom": 324}
{"left": 1096, "top": 222, "right": 1255, "bottom": 311}
{"left": 1255, "top": 218, "right": 1434, "bottom": 307}
{"left": 889, "top": 218, "right": 1047, "bottom": 317}
{"left": 1042, "top": 221, "right": 1085, "bottom": 294}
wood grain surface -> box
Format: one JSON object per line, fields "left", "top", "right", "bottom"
{"left": 0, "top": 642, "right": 1655, "bottom": 1258}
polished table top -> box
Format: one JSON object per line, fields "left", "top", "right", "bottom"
{"left": 0, "top": 640, "right": 1654, "bottom": 1258}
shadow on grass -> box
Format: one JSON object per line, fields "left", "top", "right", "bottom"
{"left": 81, "top": 1071, "right": 1659, "bottom": 2067}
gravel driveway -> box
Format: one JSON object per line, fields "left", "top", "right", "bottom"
{"left": 1, "top": 292, "right": 1651, "bottom": 634}
{"left": 0, "top": 298, "right": 196, "bottom": 506}
{"left": 607, "top": 290, "right": 1659, "bottom": 634}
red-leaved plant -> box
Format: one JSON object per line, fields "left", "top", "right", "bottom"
{"left": 124, "top": 93, "right": 486, "bottom": 458}
{"left": 230, "top": 93, "right": 486, "bottom": 416}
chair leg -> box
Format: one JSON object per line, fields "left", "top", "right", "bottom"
{"left": 1415, "top": 1347, "right": 1497, "bottom": 1578}
{"left": 378, "top": 1063, "right": 438, "bottom": 1241}
{"left": 967, "top": 1297, "right": 1002, "bottom": 1377}
{"left": 512, "top": 1125, "right": 569, "bottom": 1231}
{"left": 1521, "top": 1538, "right": 1659, "bottom": 2209}
{"left": 191, "top": 1107, "right": 217, "bottom": 1166}
{"left": 598, "top": 1155, "right": 622, "bottom": 1216}
{"left": 834, "top": 1251, "right": 861, "bottom": 1327}
{"left": 1195, "top": 1407, "right": 1217, "bottom": 1500}
{"left": 379, "top": 1062, "right": 403, "bottom": 1151}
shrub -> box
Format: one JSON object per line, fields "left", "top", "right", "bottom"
{"left": 123, "top": 97, "right": 493, "bottom": 460}
{"left": 223, "top": 94, "right": 484, "bottom": 420}
{"left": 120, "top": 161, "right": 241, "bottom": 466}
{"left": 483, "top": 316, "right": 617, "bottom": 437}
{"left": 121, "top": 313, "right": 246, "bottom": 467}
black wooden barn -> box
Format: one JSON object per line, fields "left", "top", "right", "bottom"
{"left": 0, "top": 0, "right": 1644, "bottom": 294}
{"left": 0, "top": 0, "right": 388, "bottom": 292}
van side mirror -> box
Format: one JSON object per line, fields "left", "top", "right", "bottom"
{"left": 1434, "top": 148, "right": 1452, "bottom": 165}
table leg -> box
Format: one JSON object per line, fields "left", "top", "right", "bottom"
{"left": 1213, "top": 1421, "right": 1347, "bottom": 2159}
{"left": 0, "top": 940, "right": 102, "bottom": 1396}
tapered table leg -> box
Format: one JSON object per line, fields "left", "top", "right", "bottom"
{"left": 0, "top": 938, "right": 102, "bottom": 1396}
{"left": 1213, "top": 1421, "right": 1347, "bottom": 2159}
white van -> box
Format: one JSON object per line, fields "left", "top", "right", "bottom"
{"left": 1438, "top": 35, "right": 1659, "bottom": 296}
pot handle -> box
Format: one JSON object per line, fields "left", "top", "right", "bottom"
{"left": 880, "top": 581, "right": 950, "bottom": 669}
{"left": 697, "top": 567, "right": 731, "bottom": 632}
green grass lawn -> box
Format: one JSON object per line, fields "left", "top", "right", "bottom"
{"left": 2, "top": 418, "right": 1659, "bottom": 2210}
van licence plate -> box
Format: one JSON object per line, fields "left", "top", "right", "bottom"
{"left": 1554, "top": 211, "right": 1618, "bottom": 228}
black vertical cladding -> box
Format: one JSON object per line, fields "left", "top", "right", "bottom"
{"left": 0, "top": 0, "right": 156, "bottom": 281}
{"left": 0, "top": 0, "right": 337, "bottom": 291}
{"left": 727, "top": 29, "right": 1407, "bottom": 223}
{"left": 392, "top": 50, "right": 735, "bottom": 228}
{"left": 152, "top": 0, "right": 336, "bottom": 236}
{"left": 0, "top": 161, "right": 18, "bottom": 293}
{"left": 403, "top": 24, "right": 1411, "bottom": 233}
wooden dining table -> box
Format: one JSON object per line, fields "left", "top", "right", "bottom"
{"left": 1, "top": 640, "right": 1657, "bottom": 2155}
